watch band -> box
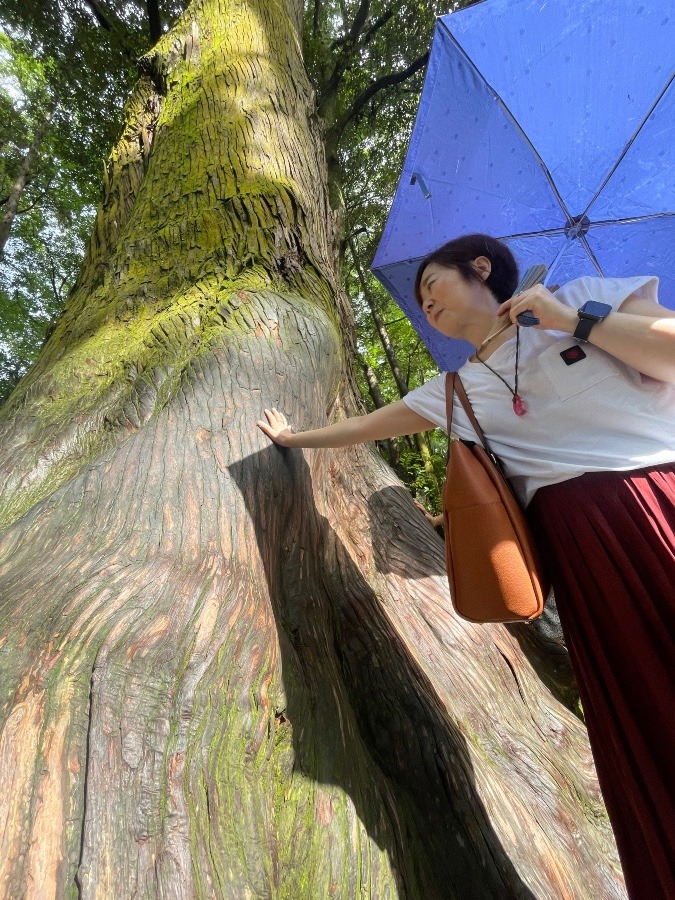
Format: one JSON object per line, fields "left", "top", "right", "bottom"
{"left": 573, "top": 315, "right": 597, "bottom": 342}
{"left": 573, "top": 302, "right": 612, "bottom": 342}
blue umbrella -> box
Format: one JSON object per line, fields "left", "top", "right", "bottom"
{"left": 372, "top": 0, "right": 675, "bottom": 371}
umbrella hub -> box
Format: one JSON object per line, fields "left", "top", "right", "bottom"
{"left": 564, "top": 214, "right": 591, "bottom": 240}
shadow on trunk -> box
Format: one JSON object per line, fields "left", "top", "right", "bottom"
{"left": 229, "top": 447, "right": 538, "bottom": 899}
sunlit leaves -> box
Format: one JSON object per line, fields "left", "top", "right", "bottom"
{"left": 0, "top": 2, "right": 188, "bottom": 399}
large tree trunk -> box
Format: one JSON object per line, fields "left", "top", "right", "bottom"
{"left": 0, "top": 1, "right": 624, "bottom": 897}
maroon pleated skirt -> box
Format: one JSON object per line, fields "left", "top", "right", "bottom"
{"left": 527, "top": 463, "right": 675, "bottom": 900}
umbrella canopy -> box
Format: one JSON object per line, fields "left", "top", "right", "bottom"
{"left": 372, "top": 0, "right": 675, "bottom": 371}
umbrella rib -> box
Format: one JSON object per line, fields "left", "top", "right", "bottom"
{"left": 501, "top": 213, "right": 675, "bottom": 242}
{"left": 438, "top": 19, "right": 571, "bottom": 224}
{"left": 578, "top": 235, "right": 605, "bottom": 276}
{"left": 582, "top": 70, "right": 675, "bottom": 217}
{"left": 585, "top": 212, "right": 675, "bottom": 228}
{"left": 577, "top": 213, "right": 675, "bottom": 276}
{"left": 497, "top": 228, "right": 566, "bottom": 241}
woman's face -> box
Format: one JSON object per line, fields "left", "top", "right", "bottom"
{"left": 418, "top": 260, "right": 495, "bottom": 340}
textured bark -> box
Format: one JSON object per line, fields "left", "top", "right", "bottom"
{"left": 0, "top": 1, "right": 624, "bottom": 897}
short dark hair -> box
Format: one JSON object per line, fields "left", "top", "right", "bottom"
{"left": 414, "top": 234, "right": 519, "bottom": 306}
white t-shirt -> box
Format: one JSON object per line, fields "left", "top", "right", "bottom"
{"left": 402, "top": 276, "right": 675, "bottom": 506}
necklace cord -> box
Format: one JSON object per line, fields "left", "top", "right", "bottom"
{"left": 474, "top": 328, "right": 526, "bottom": 416}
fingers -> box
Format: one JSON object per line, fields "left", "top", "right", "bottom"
{"left": 507, "top": 284, "right": 560, "bottom": 324}
{"left": 499, "top": 286, "right": 539, "bottom": 320}
{"left": 264, "top": 408, "right": 287, "bottom": 425}
{"left": 257, "top": 408, "right": 289, "bottom": 444}
{"left": 413, "top": 499, "right": 440, "bottom": 526}
{"left": 496, "top": 298, "right": 514, "bottom": 316}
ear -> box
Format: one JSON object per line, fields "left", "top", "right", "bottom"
{"left": 471, "top": 256, "right": 492, "bottom": 281}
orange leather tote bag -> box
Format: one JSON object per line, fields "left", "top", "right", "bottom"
{"left": 443, "top": 372, "right": 549, "bottom": 623}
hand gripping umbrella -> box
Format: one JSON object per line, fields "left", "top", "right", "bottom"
{"left": 371, "top": 0, "right": 675, "bottom": 371}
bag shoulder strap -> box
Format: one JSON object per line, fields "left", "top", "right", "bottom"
{"left": 444, "top": 372, "right": 456, "bottom": 435}
{"left": 445, "top": 371, "right": 491, "bottom": 452}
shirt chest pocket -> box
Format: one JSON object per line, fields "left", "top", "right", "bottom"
{"left": 537, "top": 341, "right": 622, "bottom": 401}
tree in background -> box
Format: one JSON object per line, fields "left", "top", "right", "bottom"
{"left": 304, "top": 0, "right": 447, "bottom": 506}
{"left": 0, "top": 0, "right": 180, "bottom": 397}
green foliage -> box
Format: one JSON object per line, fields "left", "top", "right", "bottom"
{"left": 350, "top": 265, "right": 448, "bottom": 512}
{"left": 303, "top": 0, "right": 462, "bottom": 508}
{"left": 0, "top": 208, "right": 90, "bottom": 397}
{"left": 0, "top": 1, "right": 186, "bottom": 400}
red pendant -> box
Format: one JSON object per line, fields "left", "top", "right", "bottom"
{"left": 512, "top": 395, "right": 527, "bottom": 416}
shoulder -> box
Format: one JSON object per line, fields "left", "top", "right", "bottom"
{"left": 401, "top": 373, "right": 449, "bottom": 431}
{"left": 411, "top": 372, "right": 447, "bottom": 398}
{"left": 402, "top": 372, "right": 446, "bottom": 407}
{"left": 556, "top": 275, "right": 659, "bottom": 312}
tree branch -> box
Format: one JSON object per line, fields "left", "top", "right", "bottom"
{"left": 333, "top": 51, "right": 429, "bottom": 137}
{"left": 79, "top": 0, "right": 139, "bottom": 62}
{"left": 330, "top": 0, "right": 370, "bottom": 49}
{"left": 361, "top": 8, "right": 395, "bottom": 45}
{"left": 81, "top": 0, "right": 114, "bottom": 32}
{"left": 146, "top": 0, "right": 162, "bottom": 44}
{"left": 0, "top": 104, "right": 55, "bottom": 258}
{"left": 16, "top": 198, "right": 41, "bottom": 215}
{"left": 320, "top": 1, "right": 371, "bottom": 105}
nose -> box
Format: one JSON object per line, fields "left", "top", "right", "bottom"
{"left": 422, "top": 295, "right": 434, "bottom": 315}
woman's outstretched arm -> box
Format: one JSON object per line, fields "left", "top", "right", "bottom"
{"left": 257, "top": 400, "right": 436, "bottom": 448}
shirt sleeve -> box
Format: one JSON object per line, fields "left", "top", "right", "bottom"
{"left": 559, "top": 275, "right": 659, "bottom": 312}
{"left": 401, "top": 373, "right": 448, "bottom": 431}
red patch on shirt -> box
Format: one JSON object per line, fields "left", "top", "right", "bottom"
{"left": 560, "top": 345, "right": 587, "bottom": 365}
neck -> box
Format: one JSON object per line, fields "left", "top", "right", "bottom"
{"left": 470, "top": 314, "right": 514, "bottom": 358}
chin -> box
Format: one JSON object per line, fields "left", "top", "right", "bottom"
{"left": 435, "top": 325, "right": 460, "bottom": 339}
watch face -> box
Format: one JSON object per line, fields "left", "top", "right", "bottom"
{"left": 580, "top": 300, "right": 612, "bottom": 319}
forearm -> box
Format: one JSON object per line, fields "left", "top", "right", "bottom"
{"left": 275, "top": 400, "right": 435, "bottom": 448}
{"left": 501, "top": 285, "right": 675, "bottom": 383}
{"left": 554, "top": 306, "right": 675, "bottom": 382}
{"left": 284, "top": 416, "right": 374, "bottom": 448}
{"left": 587, "top": 313, "right": 675, "bottom": 382}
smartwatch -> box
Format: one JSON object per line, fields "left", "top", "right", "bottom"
{"left": 573, "top": 300, "right": 612, "bottom": 342}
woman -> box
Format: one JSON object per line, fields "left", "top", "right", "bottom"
{"left": 257, "top": 233, "right": 675, "bottom": 899}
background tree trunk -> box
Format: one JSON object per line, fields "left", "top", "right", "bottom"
{"left": 0, "top": 0, "right": 624, "bottom": 897}
{"left": 349, "top": 244, "right": 439, "bottom": 494}
{"left": 0, "top": 99, "right": 55, "bottom": 258}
